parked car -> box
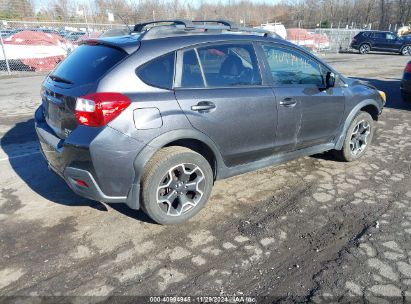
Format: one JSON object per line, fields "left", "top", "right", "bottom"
{"left": 286, "top": 28, "right": 330, "bottom": 51}
{"left": 65, "top": 31, "right": 86, "bottom": 42}
{"left": 0, "top": 29, "right": 21, "bottom": 38}
{"left": 34, "top": 28, "right": 62, "bottom": 37}
{"left": 1, "top": 30, "right": 72, "bottom": 71}
{"left": 35, "top": 20, "right": 386, "bottom": 224}
{"left": 350, "top": 30, "right": 411, "bottom": 55}
{"left": 100, "top": 28, "right": 130, "bottom": 38}
{"left": 401, "top": 61, "right": 411, "bottom": 102}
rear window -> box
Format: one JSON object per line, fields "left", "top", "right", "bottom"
{"left": 136, "top": 52, "right": 175, "bottom": 89}
{"left": 51, "top": 44, "right": 127, "bottom": 85}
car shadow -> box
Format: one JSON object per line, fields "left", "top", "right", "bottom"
{"left": 108, "top": 203, "right": 157, "bottom": 224}
{"left": 350, "top": 77, "right": 411, "bottom": 111}
{"left": 1, "top": 118, "right": 153, "bottom": 223}
{"left": 340, "top": 50, "right": 403, "bottom": 56}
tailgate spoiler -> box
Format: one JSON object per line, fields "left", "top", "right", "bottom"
{"left": 79, "top": 35, "right": 141, "bottom": 54}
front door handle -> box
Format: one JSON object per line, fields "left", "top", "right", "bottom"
{"left": 191, "top": 101, "right": 216, "bottom": 112}
{"left": 279, "top": 98, "right": 297, "bottom": 107}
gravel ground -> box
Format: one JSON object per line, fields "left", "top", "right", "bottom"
{"left": 0, "top": 53, "right": 410, "bottom": 303}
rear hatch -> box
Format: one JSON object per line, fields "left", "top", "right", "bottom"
{"left": 41, "top": 43, "right": 129, "bottom": 139}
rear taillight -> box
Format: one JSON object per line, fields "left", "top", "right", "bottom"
{"left": 405, "top": 62, "right": 411, "bottom": 73}
{"left": 75, "top": 92, "right": 131, "bottom": 127}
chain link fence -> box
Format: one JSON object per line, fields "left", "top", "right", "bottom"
{"left": 0, "top": 18, "right": 407, "bottom": 76}
{"left": 0, "top": 20, "right": 129, "bottom": 75}
{"left": 0, "top": 20, "right": 361, "bottom": 76}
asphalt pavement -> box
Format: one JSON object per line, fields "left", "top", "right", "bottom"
{"left": 0, "top": 53, "right": 410, "bottom": 303}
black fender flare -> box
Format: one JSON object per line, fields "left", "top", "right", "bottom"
{"left": 125, "top": 129, "right": 225, "bottom": 210}
{"left": 334, "top": 99, "right": 382, "bottom": 150}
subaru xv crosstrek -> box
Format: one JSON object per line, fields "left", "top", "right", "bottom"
{"left": 35, "top": 20, "right": 386, "bottom": 224}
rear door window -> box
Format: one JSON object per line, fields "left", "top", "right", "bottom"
{"left": 374, "top": 32, "right": 386, "bottom": 39}
{"left": 196, "top": 43, "right": 262, "bottom": 87}
{"left": 51, "top": 44, "right": 127, "bottom": 85}
{"left": 137, "top": 52, "right": 175, "bottom": 89}
{"left": 179, "top": 49, "right": 205, "bottom": 88}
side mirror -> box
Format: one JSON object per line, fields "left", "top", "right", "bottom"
{"left": 326, "top": 71, "right": 336, "bottom": 88}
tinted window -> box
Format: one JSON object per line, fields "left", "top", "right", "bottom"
{"left": 180, "top": 49, "right": 205, "bottom": 88}
{"left": 374, "top": 32, "right": 386, "bottom": 39}
{"left": 356, "top": 32, "right": 370, "bottom": 38}
{"left": 51, "top": 44, "right": 127, "bottom": 85}
{"left": 262, "top": 44, "right": 324, "bottom": 86}
{"left": 137, "top": 52, "right": 175, "bottom": 89}
{"left": 196, "top": 44, "right": 262, "bottom": 87}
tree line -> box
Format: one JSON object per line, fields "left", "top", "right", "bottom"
{"left": 2, "top": 0, "right": 411, "bottom": 30}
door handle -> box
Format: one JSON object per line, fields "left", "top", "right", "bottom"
{"left": 279, "top": 98, "right": 297, "bottom": 107}
{"left": 191, "top": 101, "right": 216, "bottom": 112}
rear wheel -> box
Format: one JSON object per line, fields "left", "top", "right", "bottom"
{"left": 332, "top": 112, "right": 375, "bottom": 162}
{"left": 401, "top": 45, "right": 411, "bottom": 56}
{"left": 141, "top": 146, "right": 213, "bottom": 225}
{"left": 359, "top": 44, "right": 371, "bottom": 54}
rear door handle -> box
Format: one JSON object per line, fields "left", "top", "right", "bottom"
{"left": 279, "top": 98, "right": 297, "bottom": 107}
{"left": 191, "top": 101, "right": 216, "bottom": 112}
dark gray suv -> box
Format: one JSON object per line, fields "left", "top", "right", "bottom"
{"left": 35, "top": 20, "right": 386, "bottom": 224}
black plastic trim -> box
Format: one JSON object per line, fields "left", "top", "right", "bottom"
{"left": 64, "top": 167, "right": 126, "bottom": 203}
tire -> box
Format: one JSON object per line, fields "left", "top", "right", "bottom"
{"left": 141, "top": 146, "right": 213, "bottom": 225}
{"left": 359, "top": 43, "right": 371, "bottom": 54}
{"left": 332, "top": 112, "right": 375, "bottom": 162}
{"left": 401, "top": 45, "right": 411, "bottom": 56}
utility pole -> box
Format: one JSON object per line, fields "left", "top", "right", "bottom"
{"left": 379, "top": 0, "right": 386, "bottom": 30}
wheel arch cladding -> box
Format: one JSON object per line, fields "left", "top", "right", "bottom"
{"left": 360, "top": 104, "right": 379, "bottom": 121}
{"left": 164, "top": 139, "right": 217, "bottom": 179}
{"left": 133, "top": 129, "right": 223, "bottom": 188}
{"left": 335, "top": 99, "right": 381, "bottom": 150}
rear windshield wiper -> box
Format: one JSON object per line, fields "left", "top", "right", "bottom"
{"left": 49, "top": 74, "right": 73, "bottom": 84}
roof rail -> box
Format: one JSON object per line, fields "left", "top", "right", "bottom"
{"left": 192, "top": 20, "right": 238, "bottom": 30}
{"left": 133, "top": 19, "right": 278, "bottom": 40}
{"left": 133, "top": 19, "right": 194, "bottom": 32}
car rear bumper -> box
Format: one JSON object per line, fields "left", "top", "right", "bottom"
{"left": 35, "top": 105, "right": 144, "bottom": 208}
{"left": 401, "top": 89, "right": 411, "bottom": 101}
{"left": 350, "top": 43, "right": 360, "bottom": 50}
{"left": 401, "top": 76, "right": 411, "bottom": 100}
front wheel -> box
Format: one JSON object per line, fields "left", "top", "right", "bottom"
{"left": 332, "top": 112, "right": 375, "bottom": 162}
{"left": 141, "top": 146, "right": 213, "bottom": 225}
{"left": 401, "top": 45, "right": 411, "bottom": 56}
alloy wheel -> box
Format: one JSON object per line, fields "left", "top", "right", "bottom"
{"left": 350, "top": 120, "right": 371, "bottom": 156}
{"left": 402, "top": 46, "right": 411, "bottom": 55}
{"left": 156, "top": 163, "right": 205, "bottom": 216}
{"left": 360, "top": 44, "right": 370, "bottom": 54}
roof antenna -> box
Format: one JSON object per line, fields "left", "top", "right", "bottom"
{"left": 116, "top": 13, "right": 132, "bottom": 34}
